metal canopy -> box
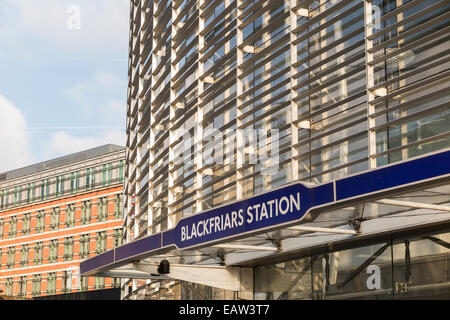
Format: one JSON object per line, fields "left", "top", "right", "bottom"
{"left": 80, "top": 150, "right": 450, "bottom": 284}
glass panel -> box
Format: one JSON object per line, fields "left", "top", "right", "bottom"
{"left": 392, "top": 233, "right": 450, "bottom": 298}
{"left": 255, "top": 257, "right": 312, "bottom": 300}
{"left": 312, "top": 243, "right": 393, "bottom": 300}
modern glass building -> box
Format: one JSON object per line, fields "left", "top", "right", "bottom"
{"left": 81, "top": 0, "right": 449, "bottom": 300}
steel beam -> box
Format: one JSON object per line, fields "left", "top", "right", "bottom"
{"left": 288, "top": 226, "right": 358, "bottom": 235}
{"left": 212, "top": 244, "right": 279, "bottom": 252}
{"left": 375, "top": 199, "right": 450, "bottom": 212}
{"left": 99, "top": 262, "right": 254, "bottom": 293}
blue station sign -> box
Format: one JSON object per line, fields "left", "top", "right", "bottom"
{"left": 163, "top": 182, "right": 334, "bottom": 249}
{"left": 80, "top": 149, "right": 450, "bottom": 276}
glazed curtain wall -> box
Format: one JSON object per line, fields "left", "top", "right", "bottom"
{"left": 125, "top": 0, "right": 449, "bottom": 241}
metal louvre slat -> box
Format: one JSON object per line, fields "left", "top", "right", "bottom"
{"left": 370, "top": 101, "right": 450, "bottom": 132}
{"left": 367, "top": 0, "right": 448, "bottom": 41}
{"left": 370, "top": 132, "right": 450, "bottom": 159}
{"left": 368, "top": 26, "right": 450, "bottom": 66}
{"left": 368, "top": 56, "right": 450, "bottom": 92}
{"left": 369, "top": 86, "right": 450, "bottom": 119}
{"left": 368, "top": 11, "right": 450, "bottom": 54}
{"left": 369, "top": 69, "right": 450, "bottom": 105}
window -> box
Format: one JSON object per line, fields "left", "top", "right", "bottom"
{"left": 56, "top": 175, "right": 64, "bottom": 197}
{"left": 36, "top": 210, "right": 45, "bottom": 233}
{"left": 62, "top": 270, "right": 72, "bottom": 293}
{"left": 118, "top": 160, "right": 125, "bottom": 183}
{"left": 79, "top": 233, "right": 91, "bottom": 259}
{"left": 14, "top": 186, "right": 19, "bottom": 206}
{"left": 86, "top": 168, "right": 95, "bottom": 190}
{"left": 13, "top": 187, "right": 17, "bottom": 206}
{"left": 86, "top": 168, "right": 91, "bottom": 189}
{"left": 81, "top": 200, "right": 91, "bottom": 225}
{"left": 25, "top": 183, "right": 35, "bottom": 204}
{"left": 91, "top": 168, "right": 96, "bottom": 187}
{"left": 94, "top": 277, "right": 105, "bottom": 290}
{"left": 70, "top": 172, "right": 79, "bottom": 193}
{"left": 27, "top": 183, "right": 32, "bottom": 203}
{"left": 80, "top": 277, "right": 89, "bottom": 292}
{"left": 70, "top": 172, "right": 75, "bottom": 193}
{"left": 102, "top": 164, "right": 107, "bottom": 186}
{"left": 50, "top": 207, "right": 60, "bottom": 230}
{"left": 63, "top": 236, "right": 74, "bottom": 261}
{"left": 114, "top": 228, "right": 124, "bottom": 248}
{"left": 32, "top": 274, "right": 41, "bottom": 297}
{"left": 47, "top": 272, "right": 57, "bottom": 295}
{"left": 108, "top": 163, "right": 112, "bottom": 185}
{"left": 7, "top": 246, "right": 15, "bottom": 269}
{"left": 22, "top": 213, "right": 31, "bottom": 235}
{"left": 1, "top": 189, "right": 6, "bottom": 209}
{"left": 0, "top": 218, "right": 4, "bottom": 239}
{"left": 18, "top": 276, "right": 27, "bottom": 297}
{"left": 20, "top": 244, "right": 29, "bottom": 267}
{"left": 5, "top": 278, "right": 14, "bottom": 296}
{"left": 98, "top": 197, "right": 108, "bottom": 222}
{"left": 46, "top": 179, "right": 49, "bottom": 199}
{"left": 96, "top": 231, "right": 107, "bottom": 254}
{"left": 112, "top": 277, "right": 121, "bottom": 288}
{"left": 65, "top": 203, "right": 76, "bottom": 228}
{"left": 31, "top": 182, "right": 35, "bottom": 202}
{"left": 41, "top": 179, "right": 49, "bottom": 200}
{"left": 34, "top": 242, "right": 44, "bottom": 265}
{"left": 8, "top": 215, "right": 18, "bottom": 238}
{"left": 48, "top": 239, "right": 59, "bottom": 264}
{"left": 41, "top": 180, "right": 45, "bottom": 200}
{"left": 114, "top": 194, "right": 123, "bottom": 219}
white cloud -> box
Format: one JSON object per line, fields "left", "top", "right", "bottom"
{"left": 63, "top": 82, "right": 87, "bottom": 105}
{"left": 0, "top": 2, "right": 128, "bottom": 169}
{"left": 45, "top": 130, "right": 126, "bottom": 159}
{"left": 43, "top": 69, "right": 126, "bottom": 159}
{"left": 99, "top": 98, "right": 127, "bottom": 125}
{"left": 63, "top": 69, "right": 126, "bottom": 120}
{"left": 93, "top": 70, "right": 125, "bottom": 89}
{"left": 0, "top": 0, "right": 129, "bottom": 59}
{"left": 0, "top": 94, "right": 34, "bottom": 172}
{"left": 63, "top": 69, "right": 125, "bottom": 98}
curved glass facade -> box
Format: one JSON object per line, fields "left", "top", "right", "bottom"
{"left": 125, "top": 0, "right": 449, "bottom": 299}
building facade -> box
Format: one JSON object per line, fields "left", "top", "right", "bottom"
{"left": 119, "top": 0, "right": 450, "bottom": 299}
{"left": 0, "top": 145, "right": 125, "bottom": 299}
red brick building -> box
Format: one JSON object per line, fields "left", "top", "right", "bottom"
{"left": 0, "top": 145, "right": 125, "bottom": 298}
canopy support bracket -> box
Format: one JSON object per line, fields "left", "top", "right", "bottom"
{"left": 98, "top": 262, "right": 254, "bottom": 295}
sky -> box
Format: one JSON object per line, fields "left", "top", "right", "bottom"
{"left": 0, "top": 0, "right": 130, "bottom": 173}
